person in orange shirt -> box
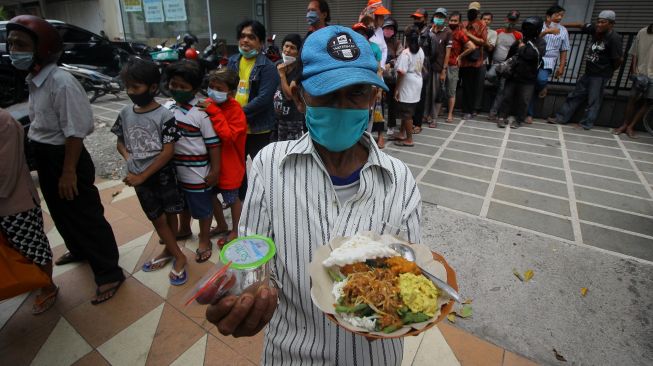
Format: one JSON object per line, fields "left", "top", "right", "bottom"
{"left": 198, "top": 69, "right": 247, "bottom": 245}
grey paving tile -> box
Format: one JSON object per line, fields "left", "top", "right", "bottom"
{"left": 384, "top": 148, "right": 432, "bottom": 167}
{"left": 447, "top": 140, "right": 500, "bottom": 156}
{"left": 430, "top": 122, "right": 457, "bottom": 131}
{"left": 572, "top": 172, "right": 650, "bottom": 198}
{"left": 492, "top": 185, "right": 570, "bottom": 216}
{"left": 577, "top": 202, "right": 653, "bottom": 237}
{"left": 522, "top": 122, "right": 559, "bottom": 132}
{"left": 453, "top": 133, "right": 503, "bottom": 147}
{"left": 635, "top": 160, "right": 653, "bottom": 173}
{"left": 580, "top": 223, "right": 653, "bottom": 261}
{"left": 506, "top": 141, "right": 562, "bottom": 157}
{"left": 417, "top": 128, "right": 453, "bottom": 140}
{"left": 439, "top": 150, "right": 497, "bottom": 168}
{"left": 562, "top": 133, "right": 620, "bottom": 147}
{"left": 510, "top": 128, "right": 559, "bottom": 140}
{"left": 497, "top": 171, "right": 568, "bottom": 197}
{"left": 561, "top": 126, "right": 613, "bottom": 138}
{"left": 502, "top": 149, "right": 564, "bottom": 168}
{"left": 430, "top": 160, "right": 493, "bottom": 181}
{"left": 644, "top": 172, "right": 653, "bottom": 185}
{"left": 421, "top": 170, "right": 489, "bottom": 196}
{"left": 574, "top": 186, "right": 653, "bottom": 216}
{"left": 412, "top": 134, "right": 446, "bottom": 146}
{"left": 569, "top": 160, "right": 640, "bottom": 182}
{"left": 509, "top": 134, "right": 561, "bottom": 148}
{"left": 96, "top": 111, "right": 119, "bottom": 119}
{"left": 500, "top": 160, "right": 566, "bottom": 181}
{"left": 457, "top": 126, "right": 505, "bottom": 139}
{"left": 486, "top": 201, "right": 574, "bottom": 240}
{"left": 409, "top": 165, "right": 422, "bottom": 178}
{"left": 623, "top": 141, "right": 653, "bottom": 153}
{"left": 393, "top": 142, "right": 439, "bottom": 156}
{"left": 418, "top": 183, "right": 483, "bottom": 215}
{"left": 565, "top": 141, "right": 625, "bottom": 157}
{"left": 462, "top": 119, "right": 499, "bottom": 130}
{"left": 567, "top": 150, "right": 628, "bottom": 168}
{"left": 628, "top": 150, "right": 653, "bottom": 162}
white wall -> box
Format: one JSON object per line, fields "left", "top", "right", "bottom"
{"left": 44, "top": 0, "right": 124, "bottom": 39}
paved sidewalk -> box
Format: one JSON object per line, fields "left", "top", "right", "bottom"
{"left": 0, "top": 179, "right": 537, "bottom": 366}
{"left": 385, "top": 117, "right": 653, "bottom": 262}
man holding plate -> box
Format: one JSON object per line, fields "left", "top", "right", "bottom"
{"left": 206, "top": 25, "right": 422, "bottom": 365}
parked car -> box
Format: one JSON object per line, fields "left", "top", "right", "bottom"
{"left": 6, "top": 102, "right": 35, "bottom": 171}
{"left": 0, "top": 19, "right": 150, "bottom": 107}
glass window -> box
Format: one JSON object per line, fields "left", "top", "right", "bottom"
{"left": 58, "top": 27, "right": 94, "bottom": 43}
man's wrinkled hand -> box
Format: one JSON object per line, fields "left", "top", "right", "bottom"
{"left": 206, "top": 286, "right": 278, "bottom": 337}
{"left": 123, "top": 173, "right": 145, "bottom": 187}
{"left": 58, "top": 171, "right": 78, "bottom": 200}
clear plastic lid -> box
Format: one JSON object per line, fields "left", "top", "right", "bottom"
{"left": 220, "top": 235, "right": 276, "bottom": 270}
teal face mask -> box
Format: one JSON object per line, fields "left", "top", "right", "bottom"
{"left": 170, "top": 89, "right": 194, "bottom": 104}
{"left": 238, "top": 46, "right": 258, "bottom": 59}
{"left": 305, "top": 106, "right": 369, "bottom": 152}
{"left": 433, "top": 18, "right": 445, "bottom": 26}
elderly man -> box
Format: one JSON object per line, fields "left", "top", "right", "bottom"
{"left": 6, "top": 15, "right": 124, "bottom": 304}
{"left": 549, "top": 10, "right": 623, "bottom": 130}
{"left": 206, "top": 25, "right": 422, "bottom": 365}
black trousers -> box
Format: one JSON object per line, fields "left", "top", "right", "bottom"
{"left": 499, "top": 80, "right": 536, "bottom": 123}
{"left": 460, "top": 66, "right": 481, "bottom": 114}
{"left": 238, "top": 131, "right": 272, "bottom": 201}
{"left": 32, "top": 142, "right": 124, "bottom": 286}
{"left": 386, "top": 84, "right": 398, "bottom": 129}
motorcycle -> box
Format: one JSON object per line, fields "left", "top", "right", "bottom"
{"left": 264, "top": 34, "right": 281, "bottom": 63}
{"left": 199, "top": 33, "right": 229, "bottom": 94}
{"left": 59, "top": 63, "right": 123, "bottom": 103}
{"left": 150, "top": 34, "right": 201, "bottom": 96}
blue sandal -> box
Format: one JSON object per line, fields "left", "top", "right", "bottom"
{"left": 169, "top": 260, "right": 188, "bottom": 286}
{"left": 142, "top": 256, "right": 173, "bottom": 272}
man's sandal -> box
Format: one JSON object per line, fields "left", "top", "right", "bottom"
{"left": 141, "top": 256, "right": 173, "bottom": 272}
{"left": 169, "top": 260, "right": 188, "bottom": 286}
{"left": 195, "top": 242, "right": 213, "bottom": 263}
{"left": 91, "top": 278, "right": 125, "bottom": 305}
{"left": 32, "top": 286, "right": 59, "bottom": 315}
{"left": 55, "top": 252, "right": 82, "bottom": 266}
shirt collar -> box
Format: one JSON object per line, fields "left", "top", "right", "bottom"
{"left": 26, "top": 63, "right": 57, "bottom": 88}
{"left": 280, "top": 132, "right": 396, "bottom": 183}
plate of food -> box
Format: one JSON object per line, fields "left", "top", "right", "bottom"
{"left": 309, "top": 232, "right": 458, "bottom": 338}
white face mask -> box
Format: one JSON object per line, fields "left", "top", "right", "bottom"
{"left": 208, "top": 88, "right": 228, "bottom": 103}
{"left": 282, "top": 54, "right": 296, "bottom": 65}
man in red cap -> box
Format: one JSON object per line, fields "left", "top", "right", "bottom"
{"left": 6, "top": 15, "right": 125, "bottom": 305}
{"left": 364, "top": 0, "right": 391, "bottom": 66}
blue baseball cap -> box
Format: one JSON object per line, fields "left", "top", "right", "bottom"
{"left": 300, "top": 25, "right": 388, "bottom": 96}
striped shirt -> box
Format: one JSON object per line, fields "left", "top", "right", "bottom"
{"left": 541, "top": 23, "right": 570, "bottom": 71}
{"left": 238, "top": 133, "right": 422, "bottom": 366}
{"left": 166, "top": 99, "right": 220, "bottom": 192}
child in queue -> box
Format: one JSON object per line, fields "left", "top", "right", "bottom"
{"left": 111, "top": 57, "right": 188, "bottom": 285}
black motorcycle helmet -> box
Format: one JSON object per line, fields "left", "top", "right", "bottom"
{"left": 183, "top": 33, "right": 198, "bottom": 46}
{"left": 382, "top": 17, "right": 398, "bottom": 33}
{"left": 521, "top": 16, "right": 544, "bottom": 41}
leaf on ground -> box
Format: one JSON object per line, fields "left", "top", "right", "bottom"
{"left": 553, "top": 348, "right": 567, "bottom": 362}
{"left": 524, "top": 269, "right": 534, "bottom": 282}
{"left": 581, "top": 287, "right": 588, "bottom": 297}
{"left": 513, "top": 268, "right": 524, "bottom": 282}
{"left": 447, "top": 313, "right": 456, "bottom": 323}
{"left": 457, "top": 304, "right": 473, "bottom": 318}
{"left": 111, "top": 190, "right": 122, "bottom": 197}
{"left": 463, "top": 299, "right": 473, "bottom": 304}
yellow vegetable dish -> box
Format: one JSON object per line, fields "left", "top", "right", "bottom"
{"left": 398, "top": 273, "right": 439, "bottom": 317}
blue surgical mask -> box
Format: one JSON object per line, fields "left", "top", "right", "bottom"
{"left": 208, "top": 88, "right": 228, "bottom": 104}
{"left": 306, "top": 10, "right": 320, "bottom": 25}
{"left": 305, "top": 106, "right": 369, "bottom": 152}
{"left": 433, "top": 18, "right": 445, "bottom": 26}
{"left": 9, "top": 51, "right": 34, "bottom": 70}
{"left": 238, "top": 46, "right": 258, "bottom": 59}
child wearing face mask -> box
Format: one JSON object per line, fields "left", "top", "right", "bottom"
{"left": 111, "top": 57, "right": 187, "bottom": 283}
{"left": 197, "top": 69, "right": 247, "bottom": 245}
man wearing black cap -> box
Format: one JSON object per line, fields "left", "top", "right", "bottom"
{"left": 488, "top": 10, "right": 523, "bottom": 120}
{"left": 410, "top": 8, "right": 436, "bottom": 133}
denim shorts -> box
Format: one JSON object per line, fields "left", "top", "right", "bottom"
{"left": 184, "top": 189, "right": 214, "bottom": 219}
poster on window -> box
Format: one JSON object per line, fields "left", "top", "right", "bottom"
{"left": 123, "top": 0, "right": 142, "bottom": 12}
{"left": 162, "top": 0, "right": 187, "bottom": 22}
{"left": 143, "top": 0, "right": 164, "bottom": 23}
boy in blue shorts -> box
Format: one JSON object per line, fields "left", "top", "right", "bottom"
{"left": 111, "top": 57, "right": 188, "bottom": 285}
{"left": 166, "top": 60, "right": 221, "bottom": 264}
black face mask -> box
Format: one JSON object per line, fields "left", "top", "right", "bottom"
{"left": 449, "top": 23, "right": 459, "bottom": 30}
{"left": 414, "top": 21, "right": 424, "bottom": 28}
{"left": 128, "top": 90, "right": 155, "bottom": 107}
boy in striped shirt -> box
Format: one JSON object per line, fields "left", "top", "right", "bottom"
{"left": 166, "top": 61, "right": 221, "bottom": 266}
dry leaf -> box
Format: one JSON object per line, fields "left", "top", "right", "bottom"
{"left": 457, "top": 304, "right": 473, "bottom": 318}
{"left": 513, "top": 268, "right": 524, "bottom": 282}
{"left": 524, "top": 269, "right": 534, "bottom": 282}
{"left": 463, "top": 299, "right": 473, "bottom": 304}
{"left": 581, "top": 288, "right": 588, "bottom": 297}
{"left": 111, "top": 190, "right": 122, "bottom": 197}
{"left": 447, "top": 313, "right": 456, "bottom": 323}
{"left": 553, "top": 348, "right": 567, "bottom": 362}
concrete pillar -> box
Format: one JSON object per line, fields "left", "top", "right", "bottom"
{"left": 99, "top": 0, "right": 124, "bottom": 40}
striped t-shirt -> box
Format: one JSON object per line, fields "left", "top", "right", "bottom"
{"left": 239, "top": 133, "right": 422, "bottom": 365}
{"left": 541, "top": 23, "right": 570, "bottom": 71}
{"left": 167, "top": 99, "right": 220, "bottom": 192}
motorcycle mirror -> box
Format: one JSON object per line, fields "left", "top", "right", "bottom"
{"left": 177, "top": 35, "right": 181, "bottom": 41}
{"left": 272, "top": 34, "right": 276, "bottom": 40}
{"left": 212, "top": 33, "right": 217, "bottom": 40}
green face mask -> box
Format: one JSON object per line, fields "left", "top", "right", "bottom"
{"left": 170, "top": 89, "right": 195, "bottom": 104}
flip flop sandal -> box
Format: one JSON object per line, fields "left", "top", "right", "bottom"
{"left": 387, "top": 135, "right": 406, "bottom": 141}
{"left": 195, "top": 242, "right": 213, "bottom": 263}
{"left": 413, "top": 127, "right": 422, "bottom": 134}
{"left": 429, "top": 121, "right": 437, "bottom": 128}
{"left": 169, "top": 262, "right": 188, "bottom": 286}
{"left": 209, "top": 227, "right": 230, "bottom": 238}
{"left": 446, "top": 118, "right": 454, "bottom": 123}
{"left": 54, "top": 252, "right": 82, "bottom": 266}
{"left": 159, "top": 232, "right": 193, "bottom": 244}
{"left": 394, "top": 141, "right": 415, "bottom": 147}
{"left": 91, "top": 278, "right": 125, "bottom": 305}
{"left": 141, "top": 256, "right": 173, "bottom": 272}
{"left": 32, "top": 286, "right": 59, "bottom": 315}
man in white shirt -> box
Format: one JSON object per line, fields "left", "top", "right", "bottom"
{"left": 6, "top": 16, "right": 124, "bottom": 305}
{"left": 206, "top": 25, "right": 421, "bottom": 366}
{"left": 366, "top": 0, "right": 391, "bottom": 67}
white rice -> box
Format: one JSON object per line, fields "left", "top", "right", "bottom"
{"left": 322, "top": 234, "right": 398, "bottom": 267}
{"left": 332, "top": 277, "right": 377, "bottom": 332}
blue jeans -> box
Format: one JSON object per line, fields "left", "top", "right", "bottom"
{"left": 527, "top": 68, "right": 552, "bottom": 117}
{"left": 555, "top": 74, "right": 608, "bottom": 129}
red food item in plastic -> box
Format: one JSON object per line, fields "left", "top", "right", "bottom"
{"left": 195, "top": 272, "right": 236, "bottom": 305}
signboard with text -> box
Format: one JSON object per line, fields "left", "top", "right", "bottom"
{"left": 123, "top": 0, "right": 142, "bottom": 12}
{"left": 143, "top": 0, "right": 164, "bottom": 23}
{"left": 163, "top": 0, "right": 187, "bottom": 22}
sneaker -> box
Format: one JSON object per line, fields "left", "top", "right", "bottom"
{"left": 510, "top": 120, "right": 521, "bottom": 129}
{"left": 497, "top": 118, "right": 507, "bottom": 128}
